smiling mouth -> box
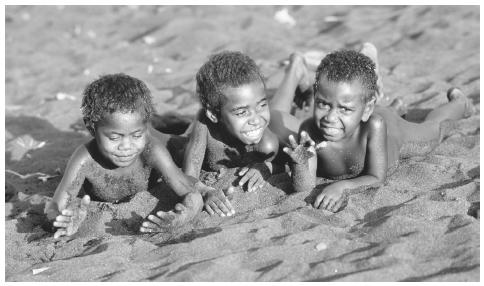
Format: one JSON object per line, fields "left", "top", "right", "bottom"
{"left": 114, "top": 154, "right": 136, "bottom": 162}
{"left": 242, "top": 127, "right": 264, "bottom": 140}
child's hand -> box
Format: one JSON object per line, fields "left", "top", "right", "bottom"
{"left": 51, "top": 195, "right": 91, "bottom": 239}
{"left": 313, "top": 182, "right": 348, "bottom": 213}
{"left": 283, "top": 131, "right": 316, "bottom": 164}
{"left": 202, "top": 186, "right": 235, "bottom": 217}
{"left": 237, "top": 162, "right": 270, "bottom": 192}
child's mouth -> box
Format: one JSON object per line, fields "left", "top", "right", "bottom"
{"left": 242, "top": 127, "right": 264, "bottom": 140}
{"left": 114, "top": 153, "right": 136, "bottom": 162}
{"left": 322, "top": 126, "right": 341, "bottom": 136}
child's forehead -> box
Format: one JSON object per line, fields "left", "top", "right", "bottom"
{"left": 316, "top": 77, "right": 367, "bottom": 102}
{"left": 221, "top": 81, "right": 266, "bottom": 103}
{"left": 99, "top": 110, "right": 147, "bottom": 127}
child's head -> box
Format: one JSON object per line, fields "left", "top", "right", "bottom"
{"left": 312, "top": 50, "right": 378, "bottom": 141}
{"left": 81, "top": 73, "right": 154, "bottom": 167}
{"left": 196, "top": 51, "right": 270, "bottom": 145}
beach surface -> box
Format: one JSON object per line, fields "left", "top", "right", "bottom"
{"left": 5, "top": 5, "right": 480, "bottom": 281}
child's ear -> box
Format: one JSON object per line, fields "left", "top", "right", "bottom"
{"left": 205, "top": 109, "right": 218, "bottom": 123}
{"left": 361, "top": 97, "right": 376, "bottom": 122}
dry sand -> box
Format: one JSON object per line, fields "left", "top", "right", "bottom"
{"left": 4, "top": 5, "right": 480, "bottom": 281}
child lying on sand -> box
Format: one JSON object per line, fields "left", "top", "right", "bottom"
{"left": 44, "top": 73, "right": 216, "bottom": 238}
{"left": 144, "top": 51, "right": 280, "bottom": 220}
{"left": 270, "top": 44, "right": 473, "bottom": 213}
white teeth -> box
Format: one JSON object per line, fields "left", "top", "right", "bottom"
{"left": 243, "top": 128, "right": 262, "bottom": 138}
{"left": 325, "top": 127, "right": 340, "bottom": 135}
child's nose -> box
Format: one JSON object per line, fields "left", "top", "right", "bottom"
{"left": 118, "top": 137, "right": 132, "bottom": 150}
{"left": 248, "top": 114, "right": 261, "bottom": 125}
{"left": 325, "top": 108, "right": 338, "bottom": 122}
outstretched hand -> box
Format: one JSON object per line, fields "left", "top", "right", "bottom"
{"left": 140, "top": 192, "right": 203, "bottom": 233}
{"left": 283, "top": 131, "right": 316, "bottom": 165}
{"left": 50, "top": 195, "right": 91, "bottom": 239}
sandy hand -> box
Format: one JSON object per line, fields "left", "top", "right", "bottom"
{"left": 283, "top": 131, "right": 315, "bottom": 164}
{"left": 313, "top": 182, "right": 348, "bottom": 213}
{"left": 140, "top": 192, "right": 203, "bottom": 233}
{"left": 202, "top": 186, "right": 235, "bottom": 217}
{"left": 237, "top": 162, "right": 270, "bottom": 192}
{"left": 52, "top": 195, "right": 90, "bottom": 239}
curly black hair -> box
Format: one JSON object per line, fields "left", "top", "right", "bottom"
{"left": 195, "top": 51, "right": 265, "bottom": 117}
{"left": 81, "top": 73, "right": 154, "bottom": 136}
{"left": 314, "top": 49, "right": 378, "bottom": 103}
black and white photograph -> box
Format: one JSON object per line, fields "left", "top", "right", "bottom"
{"left": 4, "top": 4, "right": 480, "bottom": 282}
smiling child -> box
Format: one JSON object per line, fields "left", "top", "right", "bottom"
{"left": 44, "top": 73, "right": 213, "bottom": 238}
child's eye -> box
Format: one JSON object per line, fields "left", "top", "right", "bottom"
{"left": 317, "top": 102, "right": 330, "bottom": 109}
{"left": 235, "top": 110, "right": 248, "bottom": 117}
{"left": 132, "top": 133, "right": 143, "bottom": 139}
{"left": 109, "top": 136, "right": 120, "bottom": 141}
{"left": 340, "top": 107, "right": 351, "bottom": 113}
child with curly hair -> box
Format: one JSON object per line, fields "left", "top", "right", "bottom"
{"left": 172, "top": 51, "right": 280, "bottom": 217}
{"left": 270, "top": 45, "right": 473, "bottom": 213}
{"left": 44, "top": 73, "right": 213, "bottom": 238}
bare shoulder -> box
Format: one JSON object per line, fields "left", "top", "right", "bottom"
{"left": 367, "top": 113, "right": 386, "bottom": 130}
{"left": 74, "top": 140, "right": 95, "bottom": 165}
{"left": 257, "top": 128, "right": 279, "bottom": 155}
{"left": 365, "top": 113, "right": 387, "bottom": 137}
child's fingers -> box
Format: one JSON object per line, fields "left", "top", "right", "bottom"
{"left": 80, "top": 195, "right": 91, "bottom": 210}
{"left": 215, "top": 200, "right": 230, "bottom": 216}
{"left": 321, "top": 196, "right": 332, "bottom": 210}
{"left": 282, "top": 147, "right": 292, "bottom": 156}
{"left": 53, "top": 229, "right": 67, "bottom": 239}
{"left": 174, "top": 203, "right": 186, "bottom": 213}
{"left": 238, "top": 167, "right": 249, "bottom": 176}
{"left": 205, "top": 204, "right": 215, "bottom": 216}
{"left": 55, "top": 215, "right": 72, "bottom": 223}
{"left": 139, "top": 226, "right": 155, "bottom": 233}
{"left": 327, "top": 199, "right": 337, "bottom": 212}
{"left": 209, "top": 201, "right": 225, "bottom": 217}
{"left": 223, "top": 198, "right": 235, "bottom": 215}
{"left": 61, "top": 209, "right": 74, "bottom": 216}
{"left": 216, "top": 168, "right": 226, "bottom": 179}
{"left": 223, "top": 186, "right": 235, "bottom": 201}
{"left": 288, "top": 134, "right": 298, "bottom": 149}
{"left": 249, "top": 176, "right": 263, "bottom": 192}
{"left": 300, "top": 131, "right": 315, "bottom": 146}
{"left": 142, "top": 220, "right": 159, "bottom": 229}
{"left": 238, "top": 173, "right": 251, "bottom": 188}
{"left": 313, "top": 194, "right": 324, "bottom": 208}
{"left": 147, "top": 214, "right": 164, "bottom": 225}
{"left": 53, "top": 221, "right": 69, "bottom": 228}
{"left": 331, "top": 200, "right": 343, "bottom": 213}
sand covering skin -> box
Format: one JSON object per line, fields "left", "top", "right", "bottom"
{"left": 5, "top": 6, "right": 479, "bottom": 282}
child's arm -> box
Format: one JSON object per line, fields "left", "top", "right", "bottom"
{"left": 44, "top": 145, "right": 91, "bottom": 239}
{"left": 182, "top": 119, "right": 207, "bottom": 179}
{"left": 149, "top": 131, "right": 235, "bottom": 216}
{"left": 314, "top": 116, "right": 387, "bottom": 212}
{"left": 237, "top": 128, "right": 280, "bottom": 192}
{"left": 283, "top": 131, "right": 317, "bottom": 193}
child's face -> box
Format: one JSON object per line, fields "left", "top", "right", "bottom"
{"left": 94, "top": 110, "right": 148, "bottom": 167}
{"left": 313, "top": 76, "right": 373, "bottom": 142}
{"left": 217, "top": 81, "right": 270, "bottom": 145}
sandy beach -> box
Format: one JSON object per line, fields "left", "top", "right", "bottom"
{"left": 4, "top": 5, "right": 480, "bottom": 281}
